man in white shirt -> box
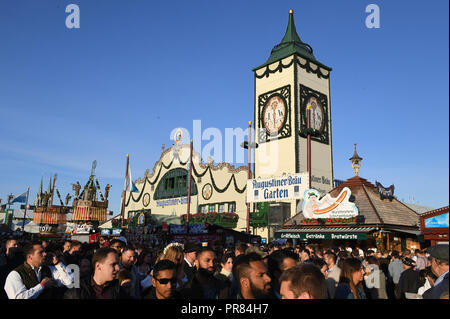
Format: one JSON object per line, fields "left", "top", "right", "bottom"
{"left": 183, "top": 242, "right": 198, "bottom": 284}
{"left": 4, "top": 242, "right": 74, "bottom": 299}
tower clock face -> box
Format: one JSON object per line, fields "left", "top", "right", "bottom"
{"left": 263, "top": 95, "right": 287, "bottom": 134}
{"left": 306, "top": 96, "right": 324, "bottom": 131}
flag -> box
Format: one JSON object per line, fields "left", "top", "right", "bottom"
{"left": 10, "top": 191, "right": 27, "bottom": 204}
{"left": 124, "top": 159, "right": 139, "bottom": 193}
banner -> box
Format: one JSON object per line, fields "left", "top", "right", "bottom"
{"left": 424, "top": 213, "right": 449, "bottom": 228}
{"left": 276, "top": 232, "right": 367, "bottom": 240}
{"left": 10, "top": 191, "right": 27, "bottom": 204}
{"left": 247, "top": 173, "right": 309, "bottom": 203}
{"left": 170, "top": 224, "right": 208, "bottom": 234}
{"left": 302, "top": 187, "right": 358, "bottom": 219}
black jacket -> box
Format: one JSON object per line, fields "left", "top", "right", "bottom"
{"left": 142, "top": 286, "right": 182, "bottom": 299}
{"left": 180, "top": 273, "right": 232, "bottom": 299}
{"left": 182, "top": 260, "right": 196, "bottom": 284}
{"left": 63, "top": 277, "right": 128, "bottom": 299}
{"left": 398, "top": 268, "right": 421, "bottom": 299}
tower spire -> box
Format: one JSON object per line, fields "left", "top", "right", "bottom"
{"left": 280, "top": 9, "right": 303, "bottom": 45}
{"left": 254, "top": 9, "right": 322, "bottom": 70}
{"left": 349, "top": 144, "right": 363, "bottom": 176}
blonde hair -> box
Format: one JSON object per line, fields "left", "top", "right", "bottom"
{"left": 156, "top": 243, "right": 185, "bottom": 283}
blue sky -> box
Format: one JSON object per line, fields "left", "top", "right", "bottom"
{"left": 0, "top": 0, "right": 448, "bottom": 216}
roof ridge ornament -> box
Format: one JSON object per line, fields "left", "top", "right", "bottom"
{"left": 349, "top": 144, "right": 363, "bottom": 176}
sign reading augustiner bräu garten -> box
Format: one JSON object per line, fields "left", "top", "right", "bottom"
{"left": 246, "top": 173, "right": 309, "bottom": 203}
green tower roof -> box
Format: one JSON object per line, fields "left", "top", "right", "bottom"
{"left": 254, "top": 10, "right": 331, "bottom": 71}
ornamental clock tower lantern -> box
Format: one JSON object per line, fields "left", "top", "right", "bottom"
{"left": 253, "top": 9, "right": 335, "bottom": 216}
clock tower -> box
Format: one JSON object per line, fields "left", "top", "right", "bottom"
{"left": 253, "top": 9, "right": 334, "bottom": 216}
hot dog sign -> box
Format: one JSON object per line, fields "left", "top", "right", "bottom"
{"left": 302, "top": 187, "right": 359, "bottom": 219}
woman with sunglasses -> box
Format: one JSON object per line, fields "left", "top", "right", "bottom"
{"left": 335, "top": 258, "right": 367, "bottom": 299}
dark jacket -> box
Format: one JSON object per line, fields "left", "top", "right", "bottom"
{"left": 63, "top": 277, "right": 128, "bottom": 299}
{"left": 398, "top": 268, "right": 421, "bottom": 299}
{"left": 142, "top": 286, "right": 182, "bottom": 299}
{"left": 183, "top": 260, "right": 196, "bottom": 284}
{"left": 62, "top": 251, "right": 79, "bottom": 267}
{"left": 0, "top": 251, "right": 25, "bottom": 299}
{"left": 423, "top": 273, "right": 449, "bottom": 299}
{"left": 180, "top": 272, "right": 232, "bottom": 299}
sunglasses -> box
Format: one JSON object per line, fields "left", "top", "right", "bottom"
{"left": 155, "top": 277, "right": 177, "bottom": 285}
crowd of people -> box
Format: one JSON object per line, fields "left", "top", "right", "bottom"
{"left": 0, "top": 235, "right": 448, "bottom": 300}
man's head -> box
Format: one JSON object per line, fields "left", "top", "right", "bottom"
{"left": 5, "top": 239, "right": 18, "bottom": 255}
{"left": 23, "top": 242, "right": 46, "bottom": 269}
{"left": 299, "top": 248, "right": 310, "bottom": 262}
{"left": 311, "top": 258, "right": 328, "bottom": 280}
{"left": 117, "top": 268, "right": 132, "bottom": 294}
{"left": 69, "top": 241, "right": 82, "bottom": 254}
{"left": 120, "top": 246, "right": 137, "bottom": 269}
{"left": 152, "top": 260, "right": 177, "bottom": 299}
{"left": 63, "top": 240, "right": 72, "bottom": 253}
{"left": 110, "top": 239, "right": 126, "bottom": 253}
{"left": 183, "top": 242, "right": 198, "bottom": 264}
{"left": 92, "top": 248, "right": 120, "bottom": 283}
{"left": 427, "top": 244, "right": 449, "bottom": 278}
{"left": 79, "top": 258, "right": 91, "bottom": 277}
{"left": 235, "top": 243, "right": 247, "bottom": 257}
{"left": 232, "top": 253, "right": 272, "bottom": 299}
{"left": 324, "top": 252, "right": 337, "bottom": 268}
{"left": 196, "top": 247, "right": 215, "bottom": 276}
{"left": 402, "top": 257, "right": 415, "bottom": 270}
{"left": 267, "top": 250, "right": 298, "bottom": 294}
{"left": 279, "top": 264, "right": 327, "bottom": 299}
{"left": 391, "top": 250, "right": 400, "bottom": 259}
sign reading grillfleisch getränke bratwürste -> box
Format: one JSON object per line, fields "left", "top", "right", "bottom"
{"left": 247, "top": 173, "right": 309, "bottom": 203}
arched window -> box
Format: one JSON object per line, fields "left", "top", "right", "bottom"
{"left": 154, "top": 168, "right": 198, "bottom": 200}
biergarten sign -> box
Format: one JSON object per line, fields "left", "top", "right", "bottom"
{"left": 302, "top": 187, "right": 359, "bottom": 219}
{"left": 276, "top": 232, "right": 367, "bottom": 240}
{"left": 246, "top": 173, "right": 308, "bottom": 203}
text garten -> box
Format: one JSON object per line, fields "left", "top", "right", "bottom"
{"left": 264, "top": 188, "right": 288, "bottom": 200}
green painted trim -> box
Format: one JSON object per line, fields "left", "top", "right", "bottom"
{"left": 254, "top": 55, "right": 331, "bottom": 80}
{"left": 126, "top": 155, "right": 246, "bottom": 207}
{"left": 253, "top": 11, "right": 332, "bottom": 73}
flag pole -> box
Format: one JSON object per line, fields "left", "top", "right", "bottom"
{"left": 307, "top": 105, "right": 312, "bottom": 189}
{"left": 22, "top": 186, "right": 30, "bottom": 234}
{"left": 186, "top": 139, "right": 193, "bottom": 235}
{"left": 121, "top": 154, "right": 130, "bottom": 229}
{"left": 247, "top": 121, "right": 252, "bottom": 234}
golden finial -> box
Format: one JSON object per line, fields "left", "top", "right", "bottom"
{"left": 289, "top": 9, "right": 294, "bottom": 14}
